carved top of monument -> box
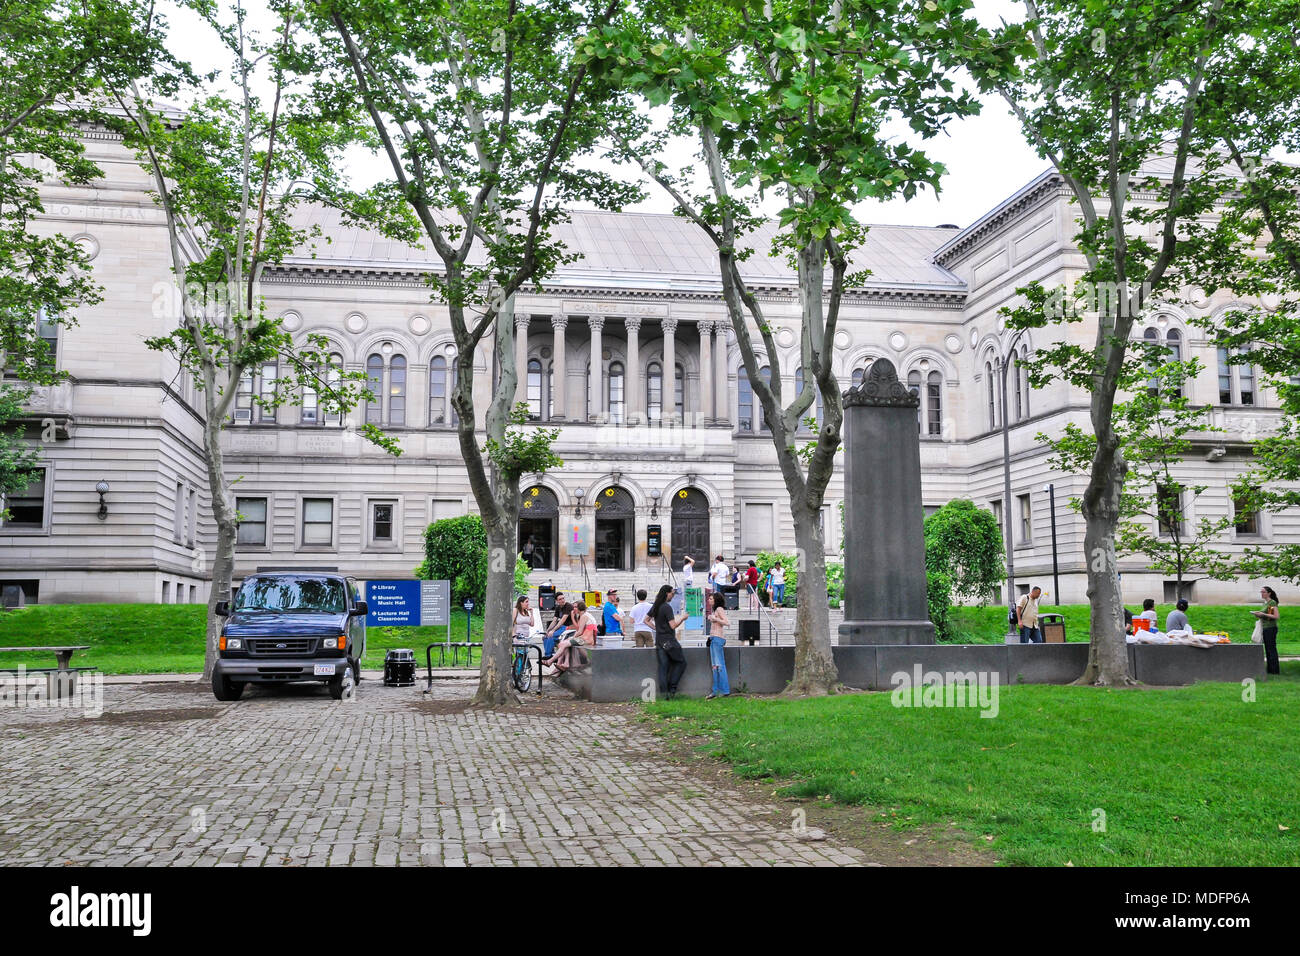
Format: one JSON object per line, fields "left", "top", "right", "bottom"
{"left": 842, "top": 358, "right": 918, "bottom": 408}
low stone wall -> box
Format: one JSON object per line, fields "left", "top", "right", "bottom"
{"left": 583, "top": 642, "right": 1266, "bottom": 702}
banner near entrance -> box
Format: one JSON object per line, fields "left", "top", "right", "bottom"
{"left": 366, "top": 580, "right": 450, "bottom": 627}
{"left": 684, "top": 586, "right": 705, "bottom": 633}
{"left": 568, "top": 521, "right": 590, "bottom": 556}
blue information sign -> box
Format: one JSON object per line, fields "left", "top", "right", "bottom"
{"left": 365, "top": 580, "right": 423, "bottom": 627}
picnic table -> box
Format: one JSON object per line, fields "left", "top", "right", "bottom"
{"left": 0, "top": 645, "right": 91, "bottom": 671}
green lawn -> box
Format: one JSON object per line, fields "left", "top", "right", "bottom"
{"left": 0, "top": 603, "right": 485, "bottom": 674}
{"left": 649, "top": 665, "right": 1300, "bottom": 866}
{"left": 948, "top": 602, "right": 1300, "bottom": 656}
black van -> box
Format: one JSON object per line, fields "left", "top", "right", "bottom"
{"left": 212, "top": 572, "right": 367, "bottom": 701}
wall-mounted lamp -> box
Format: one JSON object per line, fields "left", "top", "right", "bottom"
{"left": 650, "top": 489, "right": 662, "bottom": 518}
{"left": 574, "top": 486, "right": 586, "bottom": 518}
{"left": 95, "top": 480, "right": 110, "bottom": 520}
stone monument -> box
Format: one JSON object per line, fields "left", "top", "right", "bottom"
{"left": 838, "top": 358, "right": 936, "bottom": 645}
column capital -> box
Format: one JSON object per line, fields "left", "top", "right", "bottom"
{"left": 551, "top": 314, "right": 569, "bottom": 331}
{"left": 588, "top": 315, "right": 606, "bottom": 332}
{"left": 661, "top": 316, "right": 679, "bottom": 335}
{"left": 624, "top": 315, "right": 643, "bottom": 334}
{"left": 698, "top": 319, "right": 715, "bottom": 335}
{"left": 515, "top": 314, "right": 531, "bottom": 330}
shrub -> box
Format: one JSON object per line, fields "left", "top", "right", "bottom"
{"left": 923, "top": 499, "right": 1005, "bottom": 605}
{"left": 928, "top": 568, "right": 955, "bottom": 641}
{"left": 417, "top": 514, "right": 488, "bottom": 605}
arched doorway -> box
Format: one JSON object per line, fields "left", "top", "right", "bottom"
{"left": 670, "top": 487, "right": 710, "bottom": 571}
{"left": 519, "top": 486, "right": 558, "bottom": 570}
{"left": 594, "top": 486, "right": 634, "bottom": 570}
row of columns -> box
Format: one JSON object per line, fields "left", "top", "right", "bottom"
{"left": 511, "top": 314, "right": 734, "bottom": 424}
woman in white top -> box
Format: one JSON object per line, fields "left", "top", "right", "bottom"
{"left": 512, "top": 596, "right": 533, "bottom": 642}
{"left": 682, "top": 555, "right": 695, "bottom": 588}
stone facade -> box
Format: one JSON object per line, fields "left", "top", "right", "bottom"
{"left": 2, "top": 131, "right": 1294, "bottom": 607}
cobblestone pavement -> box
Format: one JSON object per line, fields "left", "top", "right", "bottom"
{"left": 0, "top": 678, "right": 868, "bottom": 866}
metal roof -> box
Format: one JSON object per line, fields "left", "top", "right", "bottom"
{"left": 286, "top": 205, "right": 966, "bottom": 292}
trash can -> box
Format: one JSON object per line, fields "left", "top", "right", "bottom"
{"left": 738, "top": 619, "right": 760, "bottom": 646}
{"left": 722, "top": 585, "right": 740, "bottom": 610}
{"left": 1040, "top": 613, "right": 1066, "bottom": 644}
{"left": 538, "top": 585, "right": 556, "bottom": 611}
{"left": 384, "top": 648, "right": 416, "bottom": 686}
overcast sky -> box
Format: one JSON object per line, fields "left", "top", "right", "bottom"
{"left": 166, "top": 0, "right": 1047, "bottom": 231}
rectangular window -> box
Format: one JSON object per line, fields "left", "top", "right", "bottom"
{"left": 187, "top": 488, "right": 197, "bottom": 547}
{"left": 189, "top": 585, "right": 197, "bottom": 604}
{"left": 1, "top": 468, "right": 48, "bottom": 530}
{"left": 235, "top": 370, "right": 254, "bottom": 422}
{"left": 1233, "top": 492, "right": 1259, "bottom": 536}
{"left": 1017, "top": 493, "right": 1032, "bottom": 543}
{"left": 258, "top": 362, "right": 278, "bottom": 422}
{"left": 236, "top": 496, "right": 268, "bottom": 546}
{"left": 371, "top": 501, "right": 394, "bottom": 542}
{"left": 1239, "top": 361, "right": 1255, "bottom": 406}
{"left": 991, "top": 499, "right": 1003, "bottom": 534}
{"left": 302, "top": 383, "right": 318, "bottom": 423}
{"left": 1157, "top": 484, "right": 1183, "bottom": 536}
{"left": 302, "top": 498, "right": 334, "bottom": 546}
{"left": 430, "top": 498, "right": 463, "bottom": 522}
{"left": 174, "top": 481, "right": 184, "bottom": 543}
{"left": 162, "top": 581, "right": 171, "bottom": 605}
{"left": 742, "top": 502, "right": 774, "bottom": 552}
{"left": 37, "top": 309, "right": 59, "bottom": 372}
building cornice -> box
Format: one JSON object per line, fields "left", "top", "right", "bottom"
{"left": 933, "top": 171, "right": 1068, "bottom": 268}
{"left": 261, "top": 263, "right": 967, "bottom": 310}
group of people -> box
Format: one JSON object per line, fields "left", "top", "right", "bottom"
{"left": 528, "top": 581, "right": 734, "bottom": 698}
{"left": 681, "top": 555, "right": 785, "bottom": 609}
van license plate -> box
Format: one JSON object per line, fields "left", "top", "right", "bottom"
{"left": 313, "top": 664, "right": 336, "bottom": 676}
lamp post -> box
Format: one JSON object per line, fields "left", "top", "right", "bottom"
{"left": 998, "top": 330, "right": 1028, "bottom": 636}
{"left": 1044, "top": 482, "right": 1060, "bottom": 606}
{"left": 95, "top": 480, "right": 110, "bottom": 520}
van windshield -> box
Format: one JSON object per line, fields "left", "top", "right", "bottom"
{"left": 234, "top": 577, "right": 347, "bottom": 614}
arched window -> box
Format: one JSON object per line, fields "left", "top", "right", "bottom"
{"left": 526, "top": 358, "right": 543, "bottom": 421}
{"left": 1144, "top": 327, "right": 1161, "bottom": 395}
{"left": 647, "top": 361, "right": 663, "bottom": 424}
{"left": 1018, "top": 345, "right": 1031, "bottom": 418}
{"left": 1011, "top": 349, "right": 1024, "bottom": 420}
{"left": 365, "top": 354, "right": 384, "bottom": 424}
{"left": 927, "top": 371, "right": 943, "bottom": 437}
{"left": 908, "top": 370, "right": 922, "bottom": 433}
{"left": 546, "top": 362, "right": 554, "bottom": 420}
{"left": 389, "top": 355, "right": 406, "bottom": 426}
{"left": 235, "top": 369, "right": 254, "bottom": 422}
{"left": 674, "top": 363, "right": 685, "bottom": 420}
{"left": 986, "top": 360, "right": 997, "bottom": 430}
{"left": 608, "top": 361, "right": 625, "bottom": 424}
{"left": 303, "top": 352, "right": 344, "bottom": 425}
{"left": 429, "top": 356, "right": 449, "bottom": 426}
{"left": 758, "top": 365, "right": 772, "bottom": 433}
{"left": 851, "top": 363, "right": 870, "bottom": 388}
{"left": 736, "top": 365, "right": 752, "bottom": 433}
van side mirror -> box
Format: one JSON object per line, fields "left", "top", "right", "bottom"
{"left": 351, "top": 600, "right": 368, "bottom": 617}
{"left": 215, "top": 601, "right": 230, "bottom": 617}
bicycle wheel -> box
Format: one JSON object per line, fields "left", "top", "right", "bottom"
{"left": 513, "top": 651, "right": 532, "bottom": 692}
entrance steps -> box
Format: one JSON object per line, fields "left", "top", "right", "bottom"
{"left": 524, "top": 568, "right": 846, "bottom": 644}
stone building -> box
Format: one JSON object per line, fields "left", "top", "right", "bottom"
{"left": 2, "top": 129, "right": 1293, "bottom": 607}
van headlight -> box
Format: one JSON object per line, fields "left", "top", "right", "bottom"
{"left": 322, "top": 636, "right": 343, "bottom": 649}
{"left": 224, "top": 637, "right": 242, "bottom": 650}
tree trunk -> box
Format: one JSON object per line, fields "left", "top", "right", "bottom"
{"left": 201, "top": 413, "right": 237, "bottom": 680}
{"left": 473, "top": 493, "right": 521, "bottom": 708}
{"left": 786, "top": 501, "right": 839, "bottom": 696}
{"left": 1076, "top": 443, "right": 1137, "bottom": 686}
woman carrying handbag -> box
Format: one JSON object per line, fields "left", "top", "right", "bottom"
{"left": 1251, "top": 586, "right": 1282, "bottom": 676}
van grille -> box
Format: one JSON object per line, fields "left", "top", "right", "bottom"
{"left": 248, "top": 638, "right": 315, "bottom": 656}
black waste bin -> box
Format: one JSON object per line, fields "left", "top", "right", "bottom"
{"left": 738, "top": 619, "right": 760, "bottom": 646}
{"left": 538, "top": 585, "right": 556, "bottom": 611}
{"left": 722, "top": 585, "right": 740, "bottom": 610}
{"left": 384, "top": 648, "right": 416, "bottom": 687}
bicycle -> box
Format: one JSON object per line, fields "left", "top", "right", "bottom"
{"left": 512, "top": 639, "right": 541, "bottom": 692}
